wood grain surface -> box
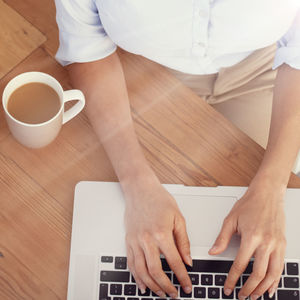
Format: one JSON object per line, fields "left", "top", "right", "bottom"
{"left": 1, "top": 2, "right": 300, "bottom": 300}
{"left": 0, "top": 0, "right": 46, "bottom": 78}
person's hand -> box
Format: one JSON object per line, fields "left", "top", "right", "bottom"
{"left": 209, "top": 181, "right": 286, "bottom": 300}
{"left": 123, "top": 175, "right": 192, "bottom": 299}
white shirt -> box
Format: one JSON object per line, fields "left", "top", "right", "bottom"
{"left": 55, "top": 0, "right": 300, "bottom": 74}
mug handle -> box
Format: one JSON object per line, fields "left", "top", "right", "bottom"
{"left": 62, "top": 90, "right": 85, "bottom": 124}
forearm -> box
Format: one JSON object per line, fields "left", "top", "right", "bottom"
{"left": 67, "top": 52, "right": 155, "bottom": 186}
{"left": 253, "top": 64, "right": 300, "bottom": 189}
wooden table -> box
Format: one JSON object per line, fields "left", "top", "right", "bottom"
{"left": 1, "top": 2, "right": 300, "bottom": 298}
{"left": 1, "top": 49, "right": 300, "bottom": 300}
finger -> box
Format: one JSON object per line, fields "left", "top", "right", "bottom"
{"left": 238, "top": 248, "right": 270, "bottom": 298}
{"left": 132, "top": 244, "right": 164, "bottom": 297}
{"left": 143, "top": 239, "right": 178, "bottom": 298}
{"left": 251, "top": 250, "right": 285, "bottom": 299}
{"left": 160, "top": 235, "right": 192, "bottom": 295}
{"left": 268, "top": 278, "right": 281, "bottom": 299}
{"left": 224, "top": 237, "right": 255, "bottom": 296}
{"left": 126, "top": 244, "right": 146, "bottom": 292}
{"left": 209, "top": 216, "right": 235, "bottom": 255}
{"left": 173, "top": 215, "right": 192, "bottom": 266}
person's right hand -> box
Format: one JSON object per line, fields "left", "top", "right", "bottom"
{"left": 123, "top": 175, "right": 193, "bottom": 299}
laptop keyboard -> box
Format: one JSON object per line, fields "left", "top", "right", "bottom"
{"left": 99, "top": 255, "right": 300, "bottom": 300}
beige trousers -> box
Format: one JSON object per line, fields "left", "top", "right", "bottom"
{"left": 168, "top": 44, "right": 278, "bottom": 149}
{"left": 168, "top": 44, "right": 300, "bottom": 174}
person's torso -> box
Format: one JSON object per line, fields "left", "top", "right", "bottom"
{"left": 96, "top": 0, "right": 299, "bottom": 74}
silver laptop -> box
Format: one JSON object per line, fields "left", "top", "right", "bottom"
{"left": 67, "top": 181, "right": 300, "bottom": 300}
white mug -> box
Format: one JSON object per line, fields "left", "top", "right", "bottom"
{"left": 2, "top": 72, "right": 85, "bottom": 148}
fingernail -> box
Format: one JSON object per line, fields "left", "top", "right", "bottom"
{"left": 239, "top": 296, "right": 246, "bottom": 300}
{"left": 170, "top": 292, "right": 177, "bottom": 299}
{"left": 138, "top": 284, "right": 146, "bottom": 294}
{"left": 224, "top": 288, "right": 232, "bottom": 296}
{"left": 156, "top": 291, "right": 166, "bottom": 298}
{"left": 186, "top": 254, "right": 193, "bottom": 266}
{"left": 251, "top": 294, "right": 259, "bottom": 300}
{"left": 209, "top": 245, "right": 218, "bottom": 253}
{"left": 269, "top": 287, "right": 276, "bottom": 298}
{"left": 184, "top": 286, "right": 192, "bottom": 294}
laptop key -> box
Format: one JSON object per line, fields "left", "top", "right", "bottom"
{"left": 277, "top": 290, "right": 300, "bottom": 300}
{"left": 244, "top": 261, "right": 254, "bottom": 274}
{"left": 101, "top": 256, "right": 113, "bottom": 263}
{"left": 185, "top": 263, "right": 193, "bottom": 272}
{"left": 215, "top": 275, "right": 226, "bottom": 286}
{"left": 222, "top": 289, "right": 234, "bottom": 299}
{"left": 124, "top": 284, "right": 136, "bottom": 296}
{"left": 151, "top": 291, "right": 158, "bottom": 297}
{"left": 208, "top": 287, "right": 220, "bottom": 298}
{"left": 242, "top": 275, "right": 250, "bottom": 285}
{"left": 173, "top": 274, "right": 180, "bottom": 284}
{"left": 101, "top": 271, "right": 130, "bottom": 282}
{"left": 192, "top": 259, "right": 233, "bottom": 273}
{"left": 161, "top": 258, "right": 171, "bottom": 271}
{"left": 284, "top": 277, "right": 299, "bottom": 288}
{"left": 263, "top": 291, "right": 275, "bottom": 300}
{"left": 99, "top": 283, "right": 110, "bottom": 300}
{"left": 110, "top": 284, "right": 122, "bottom": 295}
{"left": 201, "top": 274, "right": 213, "bottom": 285}
{"left": 287, "top": 263, "right": 299, "bottom": 275}
{"left": 138, "top": 288, "right": 150, "bottom": 296}
{"left": 127, "top": 298, "right": 139, "bottom": 300}
{"left": 180, "top": 287, "right": 192, "bottom": 298}
{"left": 166, "top": 272, "right": 172, "bottom": 281}
{"left": 189, "top": 273, "right": 199, "bottom": 285}
{"left": 115, "top": 257, "right": 127, "bottom": 269}
{"left": 112, "top": 298, "right": 125, "bottom": 300}
{"left": 151, "top": 292, "right": 168, "bottom": 299}
{"left": 236, "top": 277, "right": 241, "bottom": 287}
{"left": 194, "top": 287, "right": 206, "bottom": 298}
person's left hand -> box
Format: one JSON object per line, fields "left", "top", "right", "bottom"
{"left": 209, "top": 181, "right": 286, "bottom": 300}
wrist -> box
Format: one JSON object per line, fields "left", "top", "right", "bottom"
{"left": 255, "top": 144, "right": 296, "bottom": 190}
{"left": 119, "top": 162, "right": 160, "bottom": 196}
{"left": 252, "top": 166, "right": 289, "bottom": 192}
{"left": 248, "top": 171, "right": 287, "bottom": 202}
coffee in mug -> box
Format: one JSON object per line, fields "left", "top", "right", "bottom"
{"left": 7, "top": 82, "right": 61, "bottom": 124}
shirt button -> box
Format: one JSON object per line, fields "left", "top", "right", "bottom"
{"left": 199, "top": 10, "right": 208, "bottom": 18}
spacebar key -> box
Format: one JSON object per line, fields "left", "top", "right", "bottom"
{"left": 191, "top": 260, "right": 233, "bottom": 273}
{"left": 101, "top": 271, "right": 130, "bottom": 282}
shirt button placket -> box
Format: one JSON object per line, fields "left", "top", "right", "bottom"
{"left": 192, "top": 0, "right": 210, "bottom": 57}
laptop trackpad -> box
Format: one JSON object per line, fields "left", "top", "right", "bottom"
{"left": 174, "top": 194, "right": 240, "bottom": 251}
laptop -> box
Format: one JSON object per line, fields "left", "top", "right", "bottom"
{"left": 67, "top": 181, "right": 300, "bottom": 300}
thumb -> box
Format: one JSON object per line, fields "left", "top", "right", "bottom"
{"left": 174, "top": 216, "right": 192, "bottom": 267}
{"left": 209, "top": 217, "right": 235, "bottom": 255}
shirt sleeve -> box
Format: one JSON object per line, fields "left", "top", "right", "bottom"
{"left": 54, "top": 0, "right": 117, "bottom": 66}
{"left": 273, "top": 8, "right": 300, "bottom": 70}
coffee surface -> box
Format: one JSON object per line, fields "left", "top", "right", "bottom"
{"left": 7, "top": 82, "right": 61, "bottom": 124}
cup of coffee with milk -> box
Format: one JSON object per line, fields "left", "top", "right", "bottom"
{"left": 2, "top": 72, "right": 85, "bottom": 148}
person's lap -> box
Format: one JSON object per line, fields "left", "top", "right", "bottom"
{"left": 212, "top": 83, "right": 273, "bottom": 149}
{"left": 168, "top": 43, "right": 277, "bottom": 149}
{"left": 167, "top": 43, "right": 300, "bottom": 173}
